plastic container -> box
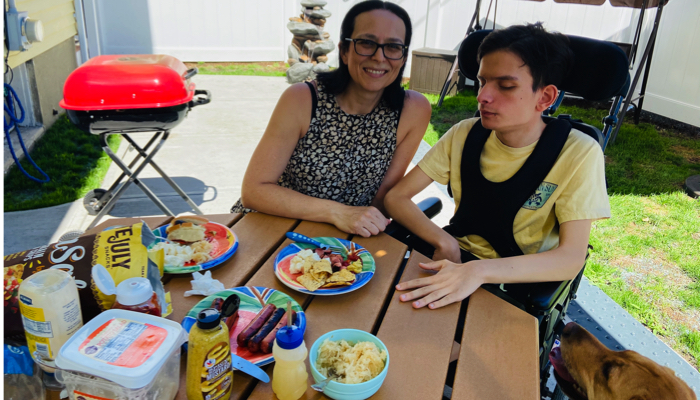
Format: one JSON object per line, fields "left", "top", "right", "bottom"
{"left": 55, "top": 309, "right": 187, "bottom": 400}
{"left": 18, "top": 269, "right": 83, "bottom": 373}
{"left": 271, "top": 325, "right": 308, "bottom": 400}
{"left": 309, "top": 329, "right": 390, "bottom": 400}
{"left": 186, "top": 308, "right": 233, "bottom": 400}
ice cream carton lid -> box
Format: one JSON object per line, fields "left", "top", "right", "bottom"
{"left": 55, "top": 309, "right": 186, "bottom": 389}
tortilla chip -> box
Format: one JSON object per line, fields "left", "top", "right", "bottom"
{"left": 297, "top": 273, "right": 325, "bottom": 291}
{"left": 310, "top": 259, "right": 332, "bottom": 281}
{"left": 301, "top": 259, "right": 316, "bottom": 275}
{"left": 321, "top": 281, "right": 352, "bottom": 288}
{"left": 326, "top": 269, "right": 356, "bottom": 284}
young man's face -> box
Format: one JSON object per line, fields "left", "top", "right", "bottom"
{"left": 476, "top": 50, "right": 551, "bottom": 134}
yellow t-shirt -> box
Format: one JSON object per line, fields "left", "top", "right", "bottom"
{"left": 417, "top": 118, "right": 611, "bottom": 259}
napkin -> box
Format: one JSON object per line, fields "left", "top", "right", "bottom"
{"left": 184, "top": 271, "right": 225, "bottom": 296}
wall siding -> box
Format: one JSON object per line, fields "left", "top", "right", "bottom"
{"left": 6, "top": 0, "right": 77, "bottom": 69}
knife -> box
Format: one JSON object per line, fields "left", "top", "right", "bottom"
{"left": 230, "top": 353, "right": 270, "bottom": 383}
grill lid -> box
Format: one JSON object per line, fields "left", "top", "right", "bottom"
{"left": 60, "top": 54, "right": 196, "bottom": 111}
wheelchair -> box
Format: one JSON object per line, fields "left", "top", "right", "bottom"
{"left": 389, "top": 29, "right": 630, "bottom": 398}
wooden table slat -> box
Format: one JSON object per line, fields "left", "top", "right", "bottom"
{"left": 451, "top": 288, "right": 540, "bottom": 400}
{"left": 373, "top": 252, "right": 462, "bottom": 400}
{"left": 206, "top": 212, "right": 243, "bottom": 227}
{"left": 246, "top": 232, "right": 408, "bottom": 400}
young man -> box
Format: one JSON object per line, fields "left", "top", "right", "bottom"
{"left": 384, "top": 23, "right": 610, "bottom": 310}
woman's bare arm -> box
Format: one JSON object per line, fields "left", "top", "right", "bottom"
{"left": 371, "top": 90, "right": 432, "bottom": 215}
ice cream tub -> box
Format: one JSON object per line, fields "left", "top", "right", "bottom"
{"left": 55, "top": 309, "right": 187, "bottom": 400}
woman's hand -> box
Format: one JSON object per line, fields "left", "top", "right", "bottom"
{"left": 395, "top": 260, "right": 484, "bottom": 309}
{"left": 332, "top": 205, "right": 390, "bottom": 237}
{"left": 432, "top": 236, "right": 462, "bottom": 263}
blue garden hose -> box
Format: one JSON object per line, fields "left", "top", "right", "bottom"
{"left": 4, "top": 83, "right": 49, "bottom": 183}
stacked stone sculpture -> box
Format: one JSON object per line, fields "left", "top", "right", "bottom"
{"left": 286, "top": 0, "right": 334, "bottom": 83}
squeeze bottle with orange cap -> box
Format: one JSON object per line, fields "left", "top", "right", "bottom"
{"left": 271, "top": 309, "right": 308, "bottom": 400}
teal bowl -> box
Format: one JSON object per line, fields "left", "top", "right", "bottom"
{"left": 309, "top": 329, "right": 390, "bottom": 400}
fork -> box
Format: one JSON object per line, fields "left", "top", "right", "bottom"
{"left": 285, "top": 232, "right": 344, "bottom": 253}
{"left": 311, "top": 368, "right": 338, "bottom": 392}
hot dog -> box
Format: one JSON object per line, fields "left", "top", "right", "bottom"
{"left": 248, "top": 308, "right": 286, "bottom": 353}
{"left": 260, "top": 310, "right": 297, "bottom": 354}
{"left": 237, "top": 304, "right": 276, "bottom": 348}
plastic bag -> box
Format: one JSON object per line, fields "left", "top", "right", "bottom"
{"left": 3, "top": 343, "right": 46, "bottom": 400}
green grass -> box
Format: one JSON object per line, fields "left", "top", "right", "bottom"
{"left": 421, "top": 89, "right": 700, "bottom": 369}
{"left": 4, "top": 115, "right": 121, "bottom": 212}
{"left": 193, "top": 62, "right": 288, "bottom": 77}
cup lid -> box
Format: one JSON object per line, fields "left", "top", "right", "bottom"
{"left": 92, "top": 264, "right": 116, "bottom": 295}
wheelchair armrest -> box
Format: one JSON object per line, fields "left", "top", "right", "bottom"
{"left": 384, "top": 197, "right": 443, "bottom": 237}
{"left": 482, "top": 280, "right": 572, "bottom": 314}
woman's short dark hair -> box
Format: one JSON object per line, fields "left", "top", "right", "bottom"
{"left": 316, "top": 1, "right": 412, "bottom": 111}
{"left": 477, "top": 22, "right": 573, "bottom": 91}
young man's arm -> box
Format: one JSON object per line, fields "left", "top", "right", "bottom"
{"left": 395, "top": 218, "right": 591, "bottom": 309}
{"left": 384, "top": 167, "right": 462, "bottom": 263}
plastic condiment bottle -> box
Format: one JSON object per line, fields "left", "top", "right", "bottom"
{"left": 186, "top": 308, "right": 233, "bottom": 400}
{"left": 272, "top": 325, "right": 308, "bottom": 400}
{"left": 18, "top": 269, "right": 83, "bottom": 372}
{"left": 92, "top": 264, "right": 161, "bottom": 316}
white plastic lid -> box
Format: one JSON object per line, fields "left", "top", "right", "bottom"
{"left": 92, "top": 265, "right": 153, "bottom": 306}
{"left": 116, "top": 278, "right": 153, "bottom": 306}
{"left": 55, "top": 309, "right": 187, "bottom": 389}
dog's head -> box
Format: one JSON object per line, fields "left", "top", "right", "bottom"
{"left": 549, "top": 322, "right": 696, "bottom": 400}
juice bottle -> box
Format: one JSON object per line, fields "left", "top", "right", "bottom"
{"left": 186, "top": 308, "right": 233, "bottom": 400}
{"left": 271, "top": 325, "right": 308, "bottom": 400}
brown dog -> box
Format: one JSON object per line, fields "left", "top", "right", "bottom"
{"left": 549, "top": 322, "right": 696, "bottom": 400}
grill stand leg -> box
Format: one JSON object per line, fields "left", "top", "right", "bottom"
{"left": 121, "top": 134, "right": 204, "bottom": 216}
{"left": 86, "top": 131, "right": 178, "bottom": 230}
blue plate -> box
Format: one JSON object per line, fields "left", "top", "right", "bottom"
{"left": 273, "top": 237, "right": 375, "bottom": 296}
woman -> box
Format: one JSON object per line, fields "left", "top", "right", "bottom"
{"left": 231, "top": 1, "right": 431, "bottom": 237}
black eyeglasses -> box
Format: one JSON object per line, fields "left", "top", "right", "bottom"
{"left": 345, "top": 38, "right": 407, "bottom": 60}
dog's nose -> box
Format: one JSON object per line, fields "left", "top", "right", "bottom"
{"left": 562, "top": 322, "right": 579, "bottom": 338}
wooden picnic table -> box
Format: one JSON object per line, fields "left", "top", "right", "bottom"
{"left": 72, "top": 212, "right": 540, "bottom": 400}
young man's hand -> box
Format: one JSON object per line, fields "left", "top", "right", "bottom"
{"left": 395, "top": 260, "right": 485, "bottom": 309}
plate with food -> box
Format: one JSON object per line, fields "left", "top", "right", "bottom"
{"left": 150, "top": 216, "right": 238, "bottom": 274}
{"left": 273, "top": 237, "right": 375, "bottom": 295}
{"left": 182, "top": 286, "right": 306, "bottom": 367}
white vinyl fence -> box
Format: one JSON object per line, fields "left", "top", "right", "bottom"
{"left": 80, "top": 0, "right": 699, "bottom": 126}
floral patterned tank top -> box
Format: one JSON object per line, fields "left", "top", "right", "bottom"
{"left": 231, "top": 81, "right": 400, "bottom": 213}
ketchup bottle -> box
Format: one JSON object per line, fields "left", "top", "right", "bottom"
{"left": 92, "top": 264, "right": 162, "bottom": 316}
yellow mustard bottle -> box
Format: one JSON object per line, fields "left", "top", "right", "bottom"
{"left": 271, "top": 325, "right": 308, "bottom": 400}
{"left": 187, "top": 308, "right": 233, "bottom": 400}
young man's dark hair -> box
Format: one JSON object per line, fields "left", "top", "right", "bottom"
{"left": 316, "top": 0, "right": 412, "bottom": 111}
{"left": 477, "top": 22, "right": 573, "bottom": 91}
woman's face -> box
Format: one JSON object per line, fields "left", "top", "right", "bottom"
{"left": 340, "top": 9, "right": 407, "bottom": 94}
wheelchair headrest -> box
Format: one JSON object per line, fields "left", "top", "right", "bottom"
{"left": 458, "top": 29, "right": 630, "bottom": 101}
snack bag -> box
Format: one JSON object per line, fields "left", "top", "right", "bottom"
{"left": 3, "top": 222, "right": 171, "bottom": 339}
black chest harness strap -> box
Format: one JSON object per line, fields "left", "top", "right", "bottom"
{"left": 442, "top": 118, "right": 572, "bottom": 258}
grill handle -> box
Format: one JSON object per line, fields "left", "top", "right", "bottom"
{"left": 184, "top": 67, "right": 198, "bottom": 80}
{"left": 190, "top": 89, "right": 211, "bottom": 108}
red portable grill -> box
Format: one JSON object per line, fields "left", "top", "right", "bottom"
{"left": 60, "top": 54, "right": 211, "bottom": 230}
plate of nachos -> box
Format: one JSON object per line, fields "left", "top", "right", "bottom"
{"left": 150, "top": 216, "right": 238, "bottom": 274}
{"left": 273, "top": 237, "right": 375, "bottom": 295}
